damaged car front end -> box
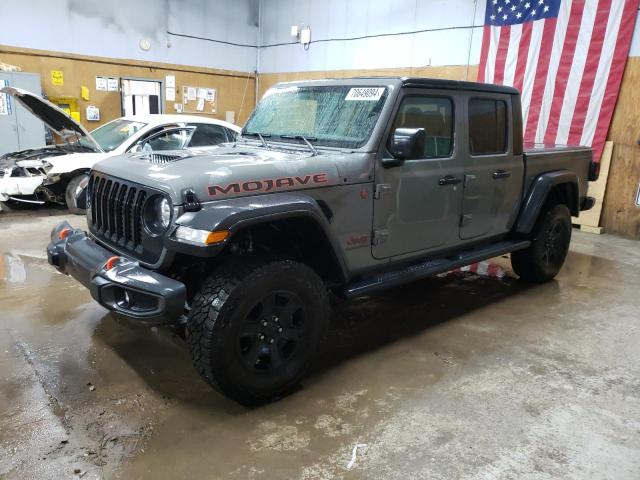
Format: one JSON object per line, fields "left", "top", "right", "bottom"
{"left": 0, "top": 145, "right": 94, "bottom": 205}
{"left": 0, "top": 86, "right": 102, "bottom": 208}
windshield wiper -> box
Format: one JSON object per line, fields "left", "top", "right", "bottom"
{"left": 243, "top": 131, "right": 271, "bottom": 148}
{"left": 279, "top": 135, "right": 318, "bottom": 156}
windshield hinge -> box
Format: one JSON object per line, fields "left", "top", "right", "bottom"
{"left": 372, "top": 229, "right": 389, "bottom": 246}
{"left": 374, "top": 184, "right": 391, "bottom": 200}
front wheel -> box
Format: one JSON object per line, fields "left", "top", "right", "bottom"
{"left": 511, "top": 203, "right": 572, "bottom": 283}
{"left": 186, "top": 257, "right": 329, "bottom": 405}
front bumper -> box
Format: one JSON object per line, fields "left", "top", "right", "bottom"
{"left": 0, "top": 175, "right": 45, "bottom": 201}
{"left": 47, "top": 221, "right": 186, "bottom": 324}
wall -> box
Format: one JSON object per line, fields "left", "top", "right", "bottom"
{"left": 258, "top": 0, "right": 484, "bottom": 74}
{"left": 0, "top": 0, "right": 259, "bottom": 72}
{"left": 0, "top": 46, "right": 257, "bottom": 127}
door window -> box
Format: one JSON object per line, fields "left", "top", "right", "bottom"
{"left": 143, "top": 129, "right": 192, "bottom": 151}
{"left": 469, "top": 99, "right": 507, "bottom": 155}
{"left": 389, "top": 96, "right": 454, "bottom": 158}
{"left": 188, "top": 124, "right": 229, "bottom": 147}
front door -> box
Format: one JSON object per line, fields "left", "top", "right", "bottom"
{"left": 460, "top": 95, "right": 523, "bottom": 239}
{"left": 372, "top": 91, "right": 463, "bottom": 259}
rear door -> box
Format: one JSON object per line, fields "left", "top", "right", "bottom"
{"left": 460, "top": 94, "right": 523, "bottom": 239}
{"left": 372, "top": 89, "right": 463, "bottom": 259}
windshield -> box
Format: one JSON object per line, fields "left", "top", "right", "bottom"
{"left": 243, "top": 85, "right": 388, "bottom": 148}
{"left": 81, "top": 119, "right": 147, "bottom": 152}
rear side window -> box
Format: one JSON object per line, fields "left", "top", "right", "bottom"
{"left": 389, "top": 96, "right": 454, "bottom": 158}
{"left": 469, "top": 99, "right": 507, "bottom": 155}
{"left": 188, "top": 124, "right": 229, "bottom": 147}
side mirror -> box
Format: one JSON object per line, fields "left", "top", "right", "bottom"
{"left": 384, "top": 128, "right": 425, "bottom": 167}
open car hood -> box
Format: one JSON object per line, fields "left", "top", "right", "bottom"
{"left": 0, "top": 86, "right": 104, "bottom": 153}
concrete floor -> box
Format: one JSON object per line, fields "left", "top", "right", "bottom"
{"left": 1, "top": 208, "right": 639, "bottom": 480}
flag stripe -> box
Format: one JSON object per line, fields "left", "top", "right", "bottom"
{"left": 579, "top": 2, "right": 625, "bottom": 148}
{"left": 493, "top": 27, "right": 512, "bottom": 84}
{"left": 513, "top": 21, "right": 533, "bottom": 93}
{"left": 534, "top": 0, "right": 574, "bottom": 142}
{"left": 503, "top": 24, "right": 523, "bottom": 86}
{"left": 521, "top": 19, "right": 545, "bottom": 127}
{"left": 485, "top": 26, "right": 501, "bottom": 83}
{"left": 477, "top": 25, "right": 492, "bottom": 83}
{"left": 555, "top": 0, "right": 601, "bottom": 145}
{"left": 524, "top": 17, "right": 558, "bottom": 141}
{"left": 566, "top": 0, "right": 612, "bottom": 145}
{"left": 588, "top": 0, "right": 637, "bottom": 161}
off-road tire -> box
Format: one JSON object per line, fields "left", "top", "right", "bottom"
{"left": 65, "top": 173, "right": 88, "bottom": 215}
{"left": 186, "top": 257, "right": 329, "bottom": 405}
{"left": 512, "top": 203, "right": 572, "bottom": 283}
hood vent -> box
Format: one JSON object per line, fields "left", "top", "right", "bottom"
{"left": 138, "top": 153, "right": 191, "bottom": 164}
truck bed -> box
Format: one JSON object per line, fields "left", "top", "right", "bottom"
{"left": 523, "top": 143, "right": 592, "bottom": 205}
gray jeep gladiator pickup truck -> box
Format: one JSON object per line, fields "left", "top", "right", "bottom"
{"left": 47, "top": 77, "right": 597, "bottom": 404}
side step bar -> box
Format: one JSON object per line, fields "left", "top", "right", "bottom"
{"left": 345, "top": 240, "right": 531, "bottom": 298}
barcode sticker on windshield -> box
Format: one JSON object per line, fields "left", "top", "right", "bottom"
{"left": 345, "top": 87, "right": 385, "bottom": 101}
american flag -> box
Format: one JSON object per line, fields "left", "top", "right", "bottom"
{"left": 477, "top": 0, "right": 639, "bottom": 162}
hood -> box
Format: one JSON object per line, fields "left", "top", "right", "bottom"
{"left": 93, "top": 144, "right": 347, "bottom": 205}
{"left": 44, "top": 152, "right": 110, "bottom": 174}
{"left": 0, "top": 86, "right": 103, "bottom": 152}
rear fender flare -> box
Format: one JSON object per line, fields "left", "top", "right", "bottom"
{"left": 515, "top": 170, "right": 579, "bottom": 234}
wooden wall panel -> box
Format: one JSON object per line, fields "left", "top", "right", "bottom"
{"left": 0, "top": 45, "right": 256, "bottom": 127}
{"left": 600, "top": 56, "right": 640, "bottom": 238}
{"left": 601, "top": 143, "right": 640, "bottom": 238}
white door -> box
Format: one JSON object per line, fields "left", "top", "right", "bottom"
{"left": 121, "top": 79, "right": 162, "bottom": 116}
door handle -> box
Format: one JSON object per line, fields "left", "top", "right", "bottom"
{"left": 492, "top": 170, "right": 511, "bottom": 179}
{"left": 439, "top": 175, "right": 461, "bottom": 186}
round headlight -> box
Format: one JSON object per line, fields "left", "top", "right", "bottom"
{"left": 157, "top": 197, "right": 171, "bottom": 228}
{"left": 143, "top": 195, "right": 172, "bottom": 235}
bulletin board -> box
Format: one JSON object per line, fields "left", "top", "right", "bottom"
{"left": 181, "top": 86, "right": 217, "bottom": 114}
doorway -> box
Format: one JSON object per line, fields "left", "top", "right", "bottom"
{"left": 121, "top": 79, "right": 163, "bottom": 116}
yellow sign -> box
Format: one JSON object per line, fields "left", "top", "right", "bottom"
{"left": 81, "top": 85, "right": 89, "bottom": 101}
{"left": 51, "top": 70, "right": 64, "bottom": 86}
{"left": 70, "top": 111, "right": 81, "bottom": 122}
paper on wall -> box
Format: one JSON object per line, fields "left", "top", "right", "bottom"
{"left": 197, "top": 87, "right": 207, "bottom": 99}
{"left": 205, "top": 89, "right": 216, "bottom": 102}
{"left": 166, "top": 75, "right": 176, "bottom": 88}
{"left": 166, "top": 87, "right": 175, "bottom": 102}
{"left": 107, "top": 78, "right": 119, "bottom": 91}
{"left": 0, "top": 79, "right": 11, "bottom": 116}
{"left": 96, "top": 77, "right": 108, "bottom": 91}
{"left": 196, "top": 98, "right": 205, "bottom": 112}
{"left": 225, "top": 111, "right": 235, "bottom": 124}
{"left": 51, "top": 70, "right": 64, "bottom": 86}
{"left": 86, "top": 105, "right": 100, "bottom": 121}
{"left": 187, "top": 87, "right": 197, "bottom": 101}
{"left": 174, "top": 103, "right": 183, "bottom": 113}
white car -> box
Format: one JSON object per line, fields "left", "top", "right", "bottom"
{"left": 0, "top": 87, "right": 240, "bottom": 212}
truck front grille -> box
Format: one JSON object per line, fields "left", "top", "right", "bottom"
{"left": 87, "top": 173, "right": 164, "bottom": 265}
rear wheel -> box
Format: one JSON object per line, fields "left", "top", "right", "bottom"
{"left": 511, "top": 203, "right": 572, "bottom": 283}
{"left": 186, "top": 257, "right": 329, "bottom": 405}
{"left": 65, "top": 173, "right": 89, "bottom": 215}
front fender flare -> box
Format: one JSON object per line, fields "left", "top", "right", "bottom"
{"left": 167, "top": 192, "right": 348, "bottom": 282}
{"left": 515, "top": 170, "right": 578, "bottom": 234}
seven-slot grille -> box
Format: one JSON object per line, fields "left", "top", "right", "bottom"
{"left": 88, "top": 173, "right": 151, "bottom": 256}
